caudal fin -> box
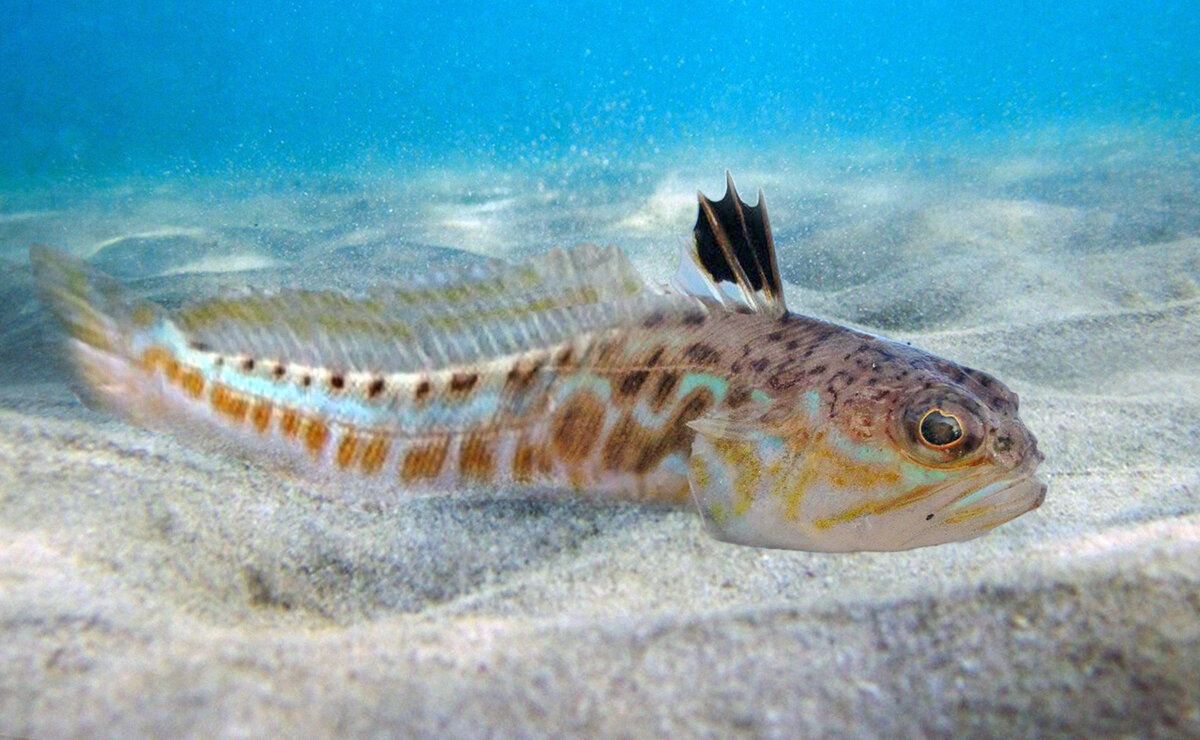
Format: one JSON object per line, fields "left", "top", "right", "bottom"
{"left": 29, "top": 244, "right": 169, "bottom": 416}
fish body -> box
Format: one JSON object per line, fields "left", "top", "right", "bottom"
{"left": 31, "top": 174, "right": 1045, "bottom": 551}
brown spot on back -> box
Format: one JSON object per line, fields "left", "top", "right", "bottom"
{"left": 554, "top": 345, "right": 575, "bottom": 368}
{"left": 414, "top": 378, "right": 432, "bottom": 402}
{"left": 505, "top": 355, "right": 545, "bottom": 393}
{"left": 459, "top": 431, "right": 496, "bottom": 481}
{"left": 401, "top": 437, "right": 449, "bottom": 482}
{"left": 449, "top": 372, "right": 478, "bottom": 395}
{"left": 550, "top": 390, "right": 606, "bottom": 464}
{"left": 366, "top": 377, "right": 385, "bottom": 398}
{"left": 272, "top": 363, "right": 287, "bottom": 379}
{"left": 642, "top": 310, "right": 666, "bottom": 328}
{"left": 683, "top": 343, "right": 721, "bottom": 365}
{"left": 330, "top": 374, "right": 345, "bottom": 391}
{"left": 241, "top": 357, "right": 255, "bottom": 372}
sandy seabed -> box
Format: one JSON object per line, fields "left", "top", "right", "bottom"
{"left": 1, "top": 129, "right": 1199, "bottom": 738}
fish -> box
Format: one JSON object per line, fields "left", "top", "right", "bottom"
{"left": 29, "top": 173, "right": 1046, "bottom": 552}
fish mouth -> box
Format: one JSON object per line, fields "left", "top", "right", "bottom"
{"left": 899, "top": 455, "right": 1047, "bottom": 550}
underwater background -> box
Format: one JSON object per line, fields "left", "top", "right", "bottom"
{"left": 4, "top": 0, "right": 1198, "bottom": 182}
{"left": 3, "top": 2, "right": 1200, "bottom": 738}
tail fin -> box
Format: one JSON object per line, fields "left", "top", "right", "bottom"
{"left": 29, "top": 244, "right": 168, "bottom": 416}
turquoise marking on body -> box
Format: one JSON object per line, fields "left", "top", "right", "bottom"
{"left": 555, "top": 372, "right": 614, "bottom": 403}
{"left": 900, "top": 460, "right": 952, "bottom": 486}
{"left": 678, "top": 372, "right": 728, "bottom": 400}
{"left": 802, "top": 390, "right": 821, "bottom": 417}
{"left": 750, "top": 389, "right": 771, "bottom": 404}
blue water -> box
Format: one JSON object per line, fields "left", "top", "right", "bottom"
{"left": 3, "top": 1, "right": 1197, "bottom": 182}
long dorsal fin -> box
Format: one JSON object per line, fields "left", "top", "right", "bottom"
{"left": 171, "top": 242, "right": 699, "bottom": 373}
{"left": 673, "top": 171, "right": 786, "bottom": 315}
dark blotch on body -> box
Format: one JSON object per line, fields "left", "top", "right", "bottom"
{"left": 449, "top": 372, "right": 478, "bottom": 394}
{"left": 683, "top": 343, "right": 721, "bottom": 365}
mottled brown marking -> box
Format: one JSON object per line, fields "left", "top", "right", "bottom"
{"left": 642, "top": 310, "right": 666, "bottom": 328}
{"left": 725, "top": 385, "right": 753, "bottom": 409}
{"left": 505, "top": 355, "right": 544, "bottom": 392}
{"left": 141, "top": 346, "right": 171, "bottom": 373}
{"left": 554, "top": 345, "right": 575, "bottom": 368}
{"left": 449, "top": 372, "right": 478, "bottom": 395}
{"left": 749, "top": 357, "right": 769, "bottom": 373}
{"left": 459, "top": 431, "right": 496, "bottom": 481}
{"left": 360, "top": 436, "right": 389, "bottom": 475}
{"left": 164, "top": 357, "right": 182, "bottom": 384}
{"left": 304, "top": 418, "right": 329, "bottom": 456}
{"left": 512, "top": 436, "right": 540, "bottom": 483}
{"left": 250, "top": 402, "right": 272, "bottom": 433}
{"left": 280, "top": 409, "right": 300, "bottom": 437}
{"left": 550, "top": 390, "right": 606, "bottom": 464}
{"left": 617, "top": 370, "right": 649, "bottom": 399}
{"left": 595, "top": 337, "right": 627, "bottom": 365}
{"left": 210, "top": 384, "right": 249, "bottom": 423}
{"left": 682, "top": 311, "right": 707, "bottom": 326}
{"left": 650, "top": 372, "right": 679, "bottom": 412}
{"left": 683, "top": 343, "right": 721, "bottom": 365}
{"left": 602, "top": 387, "right": 714, "bottom": 474}
{"left": 336, "top": 433, "right": 359, "bottom": 469}
{"left": 401, "top": 437, "right": 449, "bottom": 482}
{"left": 180, "top": 370, "right": 205, "bottom": 399}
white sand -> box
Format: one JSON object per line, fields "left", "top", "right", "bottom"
{"left": 2, "top": 132, "right": 1199, "bottom": 738}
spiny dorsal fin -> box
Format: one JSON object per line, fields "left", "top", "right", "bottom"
{"left": 673, "top": 171, "right": 786, "bottom": 316}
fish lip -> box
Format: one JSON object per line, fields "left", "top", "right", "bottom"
{"left": 897, "top": 465, "right": 1046, "bottom": 550}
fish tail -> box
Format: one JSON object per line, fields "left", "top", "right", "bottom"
{"left": 29, "top": 244, "right": 171, "bottom": 420}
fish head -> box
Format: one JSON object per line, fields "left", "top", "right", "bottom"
{"left": 686, "top": 350, "right": 1045, "bottom": 552}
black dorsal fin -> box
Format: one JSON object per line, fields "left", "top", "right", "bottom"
{"left": 689, "top": 171, "right": 786, "bottom": 314}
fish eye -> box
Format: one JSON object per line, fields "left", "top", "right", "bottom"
{"left": 919, "top": 408, "right": 963, "bottom": 448}
{"left": 895, "top": 391, "right": 985, "bottom": 466}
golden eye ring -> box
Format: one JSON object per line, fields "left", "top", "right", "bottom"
{"left": 918, "top": 408, "right": 964, "bottom": 449}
